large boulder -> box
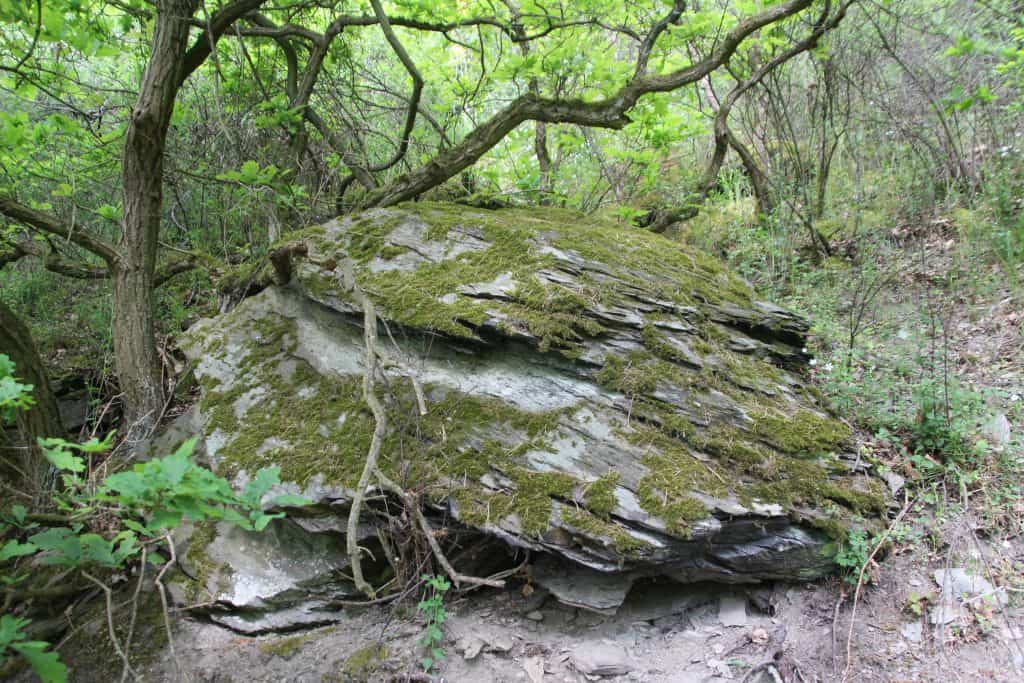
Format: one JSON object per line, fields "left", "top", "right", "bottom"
{"left": 175, "top": 202, "right": 884, "bottom": 620}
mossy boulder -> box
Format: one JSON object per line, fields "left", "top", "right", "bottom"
{"left": 178, "top": 202, "right": 884, "bottom": 614}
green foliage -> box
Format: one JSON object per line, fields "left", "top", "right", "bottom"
{"left": 0, "top": 615, "right": 66, "bottom": 683}
{"left": 416, "top": 574, "right": 450, "bottom": 672}
{"left": 0, "top": 356, "right": 309, "bottom": 678}
{"left": 100, "top": 439, "right": 307, "bottom": 533}
{"left": 0, "top": 353, "right": 34, "bottom": 423}
{"left": 834, "top": 530, "right": 872, "bottom": 585}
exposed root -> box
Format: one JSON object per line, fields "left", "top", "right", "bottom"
{"left": 155, "top": 533, "right": 181, "bottom": 678}
{"left": 342, "top": 263, "right": 503, "bottom": 598}
{"left": 119, "top": 546, "right": 148, "bottom": 683}
{"left": 841, "top": 492, "right": 916, "bottom": 682}
{"left": 81, "top": 570, "right": 139, "bottom": 682}
{"left": 347, "top": 289, "right": 389, "bottom": 598}
{"left": 374, "top": 470, "right": 505, "bottom": 590}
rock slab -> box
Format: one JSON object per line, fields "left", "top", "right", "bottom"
{"left": 176, "top": 203, "right": 885, "bottom": 618}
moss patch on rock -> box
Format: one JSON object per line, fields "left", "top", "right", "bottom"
{"left": 288, "top": 202, "right": 753, "bottom": 353}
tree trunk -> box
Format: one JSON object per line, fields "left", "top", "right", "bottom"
{"left": 0, "top": 300, "right": 64, "bottom": 494}
{"left": 114, "top": 0, "right": 197, "bottom": 445}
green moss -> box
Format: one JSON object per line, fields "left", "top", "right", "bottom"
{"left": 340, "top": 643, "right": 388, "bottom": 681}
{"left": 289, "top": 202, "right": 753, "bottom": 352}
{"left": 752, "top": 409, "right": 852, "bottom": 456}
{"left": 596, "top": 353, "right": 665, "bottom": 395}
{"left": 449, "top": 465, "right": 579, "bottom": 537}
{"left": 195, "top": 203, "right": 881, "bottom": 550}
{"left": 749, "top": 457, "right": 886, "bottom": 517}
{"left": 690, "top": 337, "right": 714, "bottom": 355}
{"left": 561, "top": 508, "right": 650, "bottom": 556}
{"left": 259, "top": 633, "right": 309, "bottom": 659}
{"left": 501, "top": 468, "right": 578, "bottom": 535}
{"left": 378, "top": 245, "right": 408, "bottom": 260}
{"left": 584, "top": 472, "right": 620, "bottom": 517}
{"left": 217, "top": 259, "right": 271, "bottom": 295}
{"left": 642, "top": 325, "right": 696, "bottom": 364}
{"left": 500, "top": 279, "right": 607, "bottom": 351}
{"left": 181, "top": 520, "right": 232, "bottom": 603}
{"left": 197, "top": 310, "right": 569, "bottom": 498}
{"left": 346, "top": 214, "right": 402, "bottom": 263}
{"left": 629, "top": 426, "right": 720, "bottom": 533}
{"left": 693, "top": 428, "right": 775, "bottom": 473}
{"left": 716, "top": 352, "right": 784, "bottom": 394}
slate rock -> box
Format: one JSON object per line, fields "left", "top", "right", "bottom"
{"left": 718, "top": 594, "right": 748, "bottom": 627}
{"left": 176, "top": 203, "right": 886, "bottom": 618}
{"left": 570, "top": 642, "right": 634, "bottom": 677}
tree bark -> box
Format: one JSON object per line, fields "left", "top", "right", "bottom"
{"left": 114, "top": 0, "right": 199, "bottom": 444}
{"left": 0, "top": 300, "right": 63, "bottom": 493}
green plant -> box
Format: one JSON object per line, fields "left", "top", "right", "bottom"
{"left": 416, "top": 574, "right": 451, "bottom": 672}
{"left": 904, "top": 591, "right": 933, "bottom": 616}
{"left": 0, "top": 614, "right": 65, "bottom": 683}
{"left": 0, "top": 353, "right": 34, "bottom": 422}
{"left": 0, "top": 356, "right": 308, "bottom": 679}
{"left": 835, "top": 530, "right": 872, "bottom": 585}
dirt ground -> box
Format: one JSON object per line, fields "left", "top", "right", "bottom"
{"left": 119, "top": 537, "right": 1023, "bottom": 683}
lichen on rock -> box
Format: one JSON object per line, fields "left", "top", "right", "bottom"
{"left": 177, "top": 202, "right": 885, "bottom": 615}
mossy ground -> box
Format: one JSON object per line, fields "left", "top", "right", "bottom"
{"left": 191, "top": 203, "right": 884, "bottom": 558}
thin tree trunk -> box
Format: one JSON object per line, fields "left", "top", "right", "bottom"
{"left": 727, "top": 130, "right": 773, "bottom": 216}
{"left": 114, "top": 0, "right": 198, "bottom": 445}
{"left": 506, "top": 0, "right": 553, "bottom": 203}
{"left": 535, "top": 120, "right": 552, "bottom": 202}
{"left": 0, "top": 300, "right": 64, "bottom": 494}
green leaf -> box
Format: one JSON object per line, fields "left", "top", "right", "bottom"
{"left": 148, "top": 509, "right": 183, "bottom": 530}
{"left": 265, "top": 493, "right": 310, "bottom": 508}
{"left": 0, "top": 540, "right": 37, "bottom": 562}
{"left": 0, "top": 354, "right": 14, "bottom": 379}
{"left": 38, "top": 439, "right": 85, "bottom": 473}
{"left": 9, "top": 504, "right": 27, "bottom": 525}
{"left": 78, "top": 533, "right": 119, "bottom": 566}
{"left": 77, "top": 432, "right": 115, "bottom": 453}
{"left": 28, "top": 528, "right": 81, "bottom": 567}
{"left": 241, "top": 465, "right": 281, "bottom": 508}
{"left": 102, "top": 471, "right": 147, "bottom": 500}
{"left": 11, "top": 641, "right": 67, "bottom": 683}
{"left": 160, "top": 443, "right": 192, "bottom": 487}
{"left": 0, "top": 614, "right": 29, "bottom": 646}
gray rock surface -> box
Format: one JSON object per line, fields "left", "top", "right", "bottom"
{"left": 570, "top": 641, "right": 634, "bottom": 676}
{"left": 173, "top": 203, "right": 884, "bottom": 621}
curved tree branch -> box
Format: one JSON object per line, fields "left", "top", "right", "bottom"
{"left": 0, "top": 196, "right": 119, "bottom": 264}
{"left": 180, "top": 0, "right": 266, "bottom": 85}
{"left": 365, "top": 0, "right": 816, "bottom": 207}
{"left": 635, "top": 0, "right": 686, "bottom": 77}
{"left": 367, "top": 0, "right": 424, "bottom": 173}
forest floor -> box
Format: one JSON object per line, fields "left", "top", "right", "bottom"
{"left": 54, "top": 224, "right": 1024, "bottom": 683}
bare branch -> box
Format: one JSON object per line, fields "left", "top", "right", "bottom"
{"left": 180, "top": 0, "right": 266, "bottom": 85}
{"left": 367, "top": 0, "right": 424, "bottom": 173}
{"left": 635, "top": 0, "right": 686, "bottom": 77}
{"left": 0, "top": 196, "right": 119, "bottom": 264}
